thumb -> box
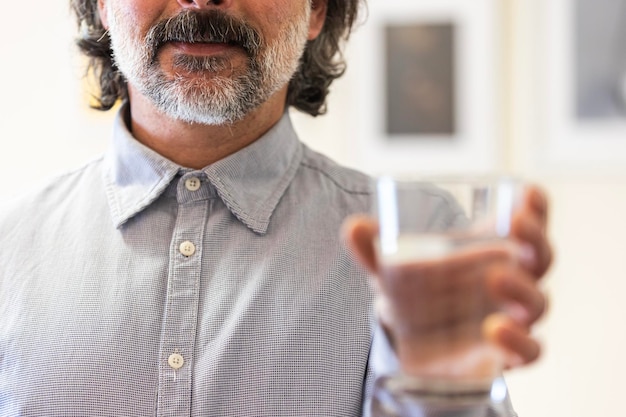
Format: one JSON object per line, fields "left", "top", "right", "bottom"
{"left": 342, "top": 215, "right": 379, "bottom": 273}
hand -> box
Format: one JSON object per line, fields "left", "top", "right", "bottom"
{"left": 343, "top": 185, "right": 552, "bottom": 371}
{"left": 494, "top": 185, "right": 552, "bottom": 365}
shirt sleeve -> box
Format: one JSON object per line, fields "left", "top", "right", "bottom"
{"left": 362, "top": 322, "right": 398, "bottom": 417}
{"left": 362, "top": 322, "right": 519, "bottom": 417}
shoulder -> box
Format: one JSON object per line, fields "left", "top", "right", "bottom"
{"left": 298, "top": 145, "right": 373, "bottom": 198}
{"left": 0, "top": 157, "right": 105, "bottom": 234}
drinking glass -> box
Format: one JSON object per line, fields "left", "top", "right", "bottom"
{"left": 370, "top": 176, "right": 523, "bottom": 417}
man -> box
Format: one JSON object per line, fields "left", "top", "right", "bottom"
{"left": 0, "top": 0, "right": 551, "bottom": 416}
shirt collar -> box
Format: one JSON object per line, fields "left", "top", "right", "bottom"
{"left": 103, "top": 104, "right": 303, "bottom": 234}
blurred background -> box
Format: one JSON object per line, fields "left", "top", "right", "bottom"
{"left": 1, "top": 0, "right": 625, "bottom": 416}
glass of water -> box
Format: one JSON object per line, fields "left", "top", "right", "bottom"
{"left": 371, "top": 176, "right": 523, "bottom": 416}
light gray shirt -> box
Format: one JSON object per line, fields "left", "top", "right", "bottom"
{"left": 0, "top": 107, "right": 378, "bottom": 416}
{"left": 0, "top": 107, "right": 516, "bottom": 416}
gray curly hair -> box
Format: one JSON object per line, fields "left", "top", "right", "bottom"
{"left": 70, "top": 0, "right": 363, "bottom": 117}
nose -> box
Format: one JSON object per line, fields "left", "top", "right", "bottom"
{"left": 177, "top": 0, "right": 233, "bottom": 10}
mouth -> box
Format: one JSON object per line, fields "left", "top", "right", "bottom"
{"left": 168, "top": 40, "right": 245, "bottom": 57}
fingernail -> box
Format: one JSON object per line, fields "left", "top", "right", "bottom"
{"left": 508, "top": 304, "right": 530, "bottom": 323}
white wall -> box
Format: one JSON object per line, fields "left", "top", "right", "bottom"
{"left": 0, "top": 5, "right": 112, "bottom": 199}
{"left": 2, "top": 2, "right": 625, "bottom": 416}
{"left": 501, "top": 1, "right": 626, "bottom": 415}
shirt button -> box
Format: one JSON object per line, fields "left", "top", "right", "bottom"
{"left": 168, "top": 353, "right": 184, "bottom": 370}
{"left": 179, "top": 241, "right": 196, "bottom": 257}
{"left": 185, "top": 177, "right": 201, "bottom": 191}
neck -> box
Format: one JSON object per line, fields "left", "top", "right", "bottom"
{"left": 126, "top": 86, "right": 288, "bottom": 169}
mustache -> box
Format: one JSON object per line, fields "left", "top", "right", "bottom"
{"left": 145, "top": 10, "right": 263, "bottom": 58}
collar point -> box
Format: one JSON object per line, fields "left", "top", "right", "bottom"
{"left": 245, "top": 220, "right": 270, "bottom": 236}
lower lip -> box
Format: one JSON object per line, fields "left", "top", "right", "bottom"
{"left": 169, "top": 41, "right": 239, "bottom": 56}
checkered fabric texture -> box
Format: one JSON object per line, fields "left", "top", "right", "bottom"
{"left": 0, "top": 109, "right": 517, "bottom": 417}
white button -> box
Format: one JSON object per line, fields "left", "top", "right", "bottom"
{"left": 168, "top": 353, "right": 184, "bottom": 370}
{"left": 185, "top": 177, "right": 201, "bottom": 191}
{"left": 179, "top": 241, "right": 196, "bottom": 257}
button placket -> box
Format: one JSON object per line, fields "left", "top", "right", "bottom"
{"left": 157, "top": 176, "right": 210, "bottom": 417}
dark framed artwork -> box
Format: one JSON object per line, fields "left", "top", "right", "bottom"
{"left": 385, "top": 23, "right": 457, "bottom": 137}
{"left": 350, "top": 1, "right": 501, "bottom": 175}
{"left": 539, "top": 0, "right": 626, "bottom": 169}
{"left": 575, "top": 0, "right": 626, "bottom": 120}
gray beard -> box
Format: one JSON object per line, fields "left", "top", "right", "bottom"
{"left": 106, "top": 6, "right": 309, "bottom": 126}
{"left": 137, "top": 55, "right": 269, "bottom": 125}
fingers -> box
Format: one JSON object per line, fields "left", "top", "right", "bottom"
{"left": 524, "top": 185, "right": 549, "bottom": 228}
{"left": 487, "top": 263, "right": 547, "bottom": 325}
{"left": 342, "top": 215, "right": 379, "bottom": 273}
{"left": 484, "top": 314, "right": 541, "bottom": 366}
{"left": 342, "top": 193, "right": 550, "bottom": 371}
{"left": 343, "top": 214, "right": 547, "bottom": 325}
{"left": 512, "top": 186, "right": 553, "bottom": 277}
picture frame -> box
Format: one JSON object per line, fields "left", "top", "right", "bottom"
{"left": 537, "top": 0, "right": 626, "bottom": 170}
{"left": 349, "top": 0, "right": 502, "bottom": 176}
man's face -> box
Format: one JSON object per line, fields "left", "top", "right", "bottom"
{"left": 98, "top": 0, "right": 325, "bottom": 125}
